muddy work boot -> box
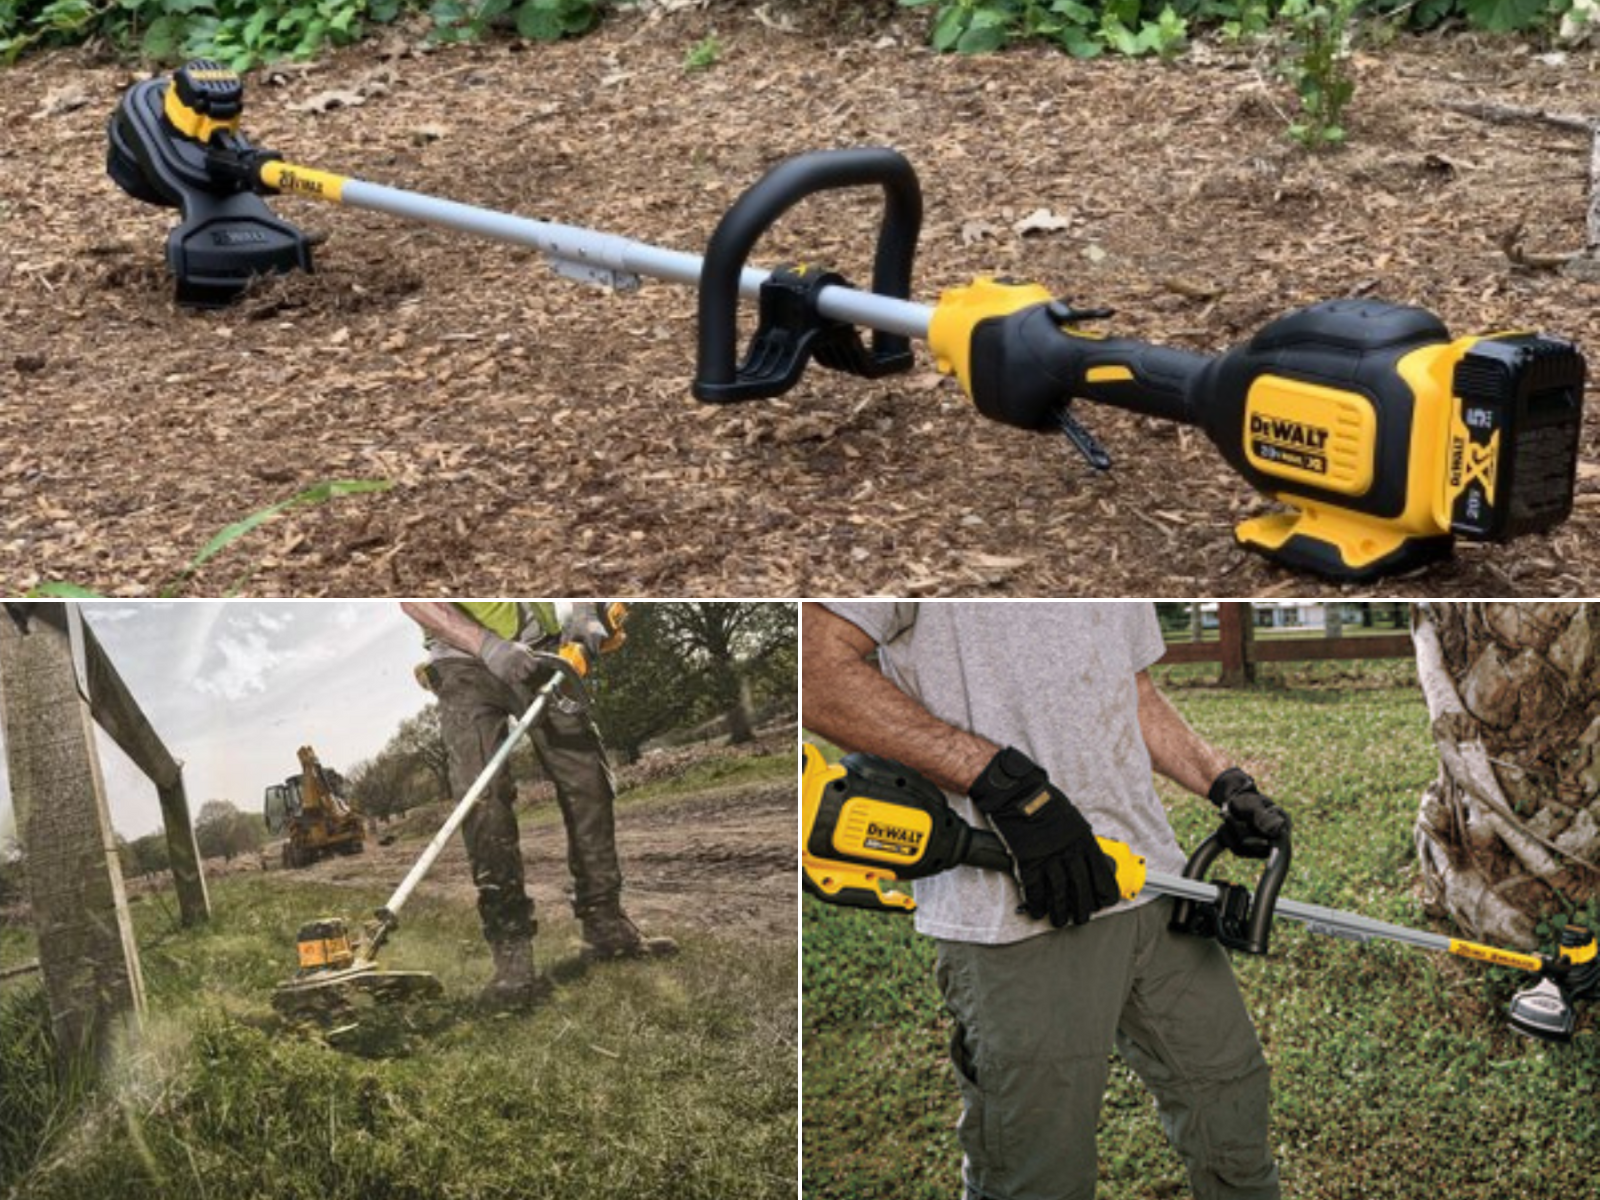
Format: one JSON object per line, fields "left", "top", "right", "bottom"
{"left": 580, "top": 907, "right": 679, "bottom": 963}
{"left": 478, "top": 939, "right": 552, "bottom": 1012}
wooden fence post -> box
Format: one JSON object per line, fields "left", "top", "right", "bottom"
{"left": 0, "top": 605, "right": 145, "bottom": 1067}
{"left": 156, "top": 772, "right": 209, "bottom": 927}
{"left": 1218, "top": 603, "right": 1256, "bottom": 687}
{"left": 76, "top": 610, "right": 210, "bottom": 927}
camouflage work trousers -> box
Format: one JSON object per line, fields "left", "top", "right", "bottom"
{"left": 433, "top": 658, "right": 623, "bottom": 945}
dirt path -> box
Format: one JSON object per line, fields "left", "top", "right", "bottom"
{"left": 3, "top": 9, "right": 1598, "bottom": 595}
{"left": 295, "top": 778, "right": 797, "bottom": 942}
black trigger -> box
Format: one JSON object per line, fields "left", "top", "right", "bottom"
{"left": 1057, "top": 406, "right": 1112, "bottom": 471}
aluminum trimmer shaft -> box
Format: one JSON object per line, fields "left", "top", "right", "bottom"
{"left": 1142, "top": 869, "right": 1539, "bottom": 970}
{"left": 257, "top": 160, "right": 935, "bottom": 341}
{"left": 365, "top": 667, "right": 565, "bottom": 955}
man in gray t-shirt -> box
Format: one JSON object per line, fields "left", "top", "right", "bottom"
{"left": 803, "top": 602, "right": 1285, "bottom": 1200}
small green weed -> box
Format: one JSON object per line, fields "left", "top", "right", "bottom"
{"left": 683, "top": 33, "right": 722, "bottom": 72}
{"left": 1276, "top": 0, "right": 1359, "bottom": 149}
{"left": 27, "top": 478, "right": 392, "bottom": 598}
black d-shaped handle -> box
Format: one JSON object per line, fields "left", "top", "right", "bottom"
{"left": 1169, "top": 823, "right": 1292, "bottom": 956}
{"left": 693, "top": 148, "right": 922, "bottom": 402}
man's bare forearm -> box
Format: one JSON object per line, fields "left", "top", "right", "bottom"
{"left": 400, "top": 601, "right": 489, "bottom": 656}
{"left": 1135, "top": 670, "right": 1230, "bottom": 798}
{"left": 801, "top": 604, "right": 997, "bottom": 794}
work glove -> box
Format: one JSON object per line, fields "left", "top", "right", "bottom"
{"left": 968, "top": 747, "right": 1122, "bottom": 928}
{"left": 479, "top": 631, "right": 552, "bottom": 703}
{"left": 561, "top": 602, "right": 608, "bottom": 662}
{"left": 1208, "top": 767, "right": 1290, "bottom": 859}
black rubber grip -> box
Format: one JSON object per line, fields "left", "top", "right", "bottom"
{"left": 968, "top": 303, "right": 1210, "bottom": 431}
{"left": 964, "top": 829, "right": 1013, "bottom": 874}
{"left": 694, "top": 148, "right": 921, "bottom": 399}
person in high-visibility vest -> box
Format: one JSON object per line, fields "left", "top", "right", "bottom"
{"left": 401, "top": 601, "right": 676, "bottom": 1010}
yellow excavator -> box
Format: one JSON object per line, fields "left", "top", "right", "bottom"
{"left": 264, "top": 746, "right": 366, "bottom": 869}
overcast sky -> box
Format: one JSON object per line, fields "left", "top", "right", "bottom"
{"left": 0, "top": 602, "right": 431, "bottom": 841}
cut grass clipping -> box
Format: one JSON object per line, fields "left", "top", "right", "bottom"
{"left": 27, "top": 478, "right": 392, "bottom": 598}
{"left": 1, "top": 873, "right": 796, "bottom": 1200}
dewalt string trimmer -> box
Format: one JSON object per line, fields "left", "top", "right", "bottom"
{"left": 109, "top": 63, "right": 1587, "bottom": 580}
{"left": 273, "top": 603, "right": 627, "bottom": 1021}
{"left": 801, "top": 744, "right": 1599, "bottom": 1044}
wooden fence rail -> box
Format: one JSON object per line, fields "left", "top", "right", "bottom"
{"left": 1158, "top": 603, "right": 1414, "bottom": 686}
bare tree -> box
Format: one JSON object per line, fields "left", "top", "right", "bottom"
{"left": 654, "top": 603, "right": 795, "bottom": 743}
{"left": 391, "top": 704, "right": 450, "bottom": 798}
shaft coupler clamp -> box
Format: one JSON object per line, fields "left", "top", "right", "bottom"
{"left": 706, "top": 264, "right": 902, "bottom": 401}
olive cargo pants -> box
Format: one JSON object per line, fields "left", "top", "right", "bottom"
{"left": 433, "top": 658, "right": 623, "bottom": 945}
{"left": 935, "top": 899, "right": 1280, "bottom": 1200}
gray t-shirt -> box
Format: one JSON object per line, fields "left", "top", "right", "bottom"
{"left": 820, "top": 601, "right": 1186, "bottom": 945}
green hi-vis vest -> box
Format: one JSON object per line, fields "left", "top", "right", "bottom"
{"left": 451, "top": 601, "right": 560, "bottom": 642}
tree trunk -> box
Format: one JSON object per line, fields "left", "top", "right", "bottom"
{"left": 1412, "top": 603, "right": 1600, "bottom": 948}
{"left": 726, "top": 673, "right": 755, "bottom": 744}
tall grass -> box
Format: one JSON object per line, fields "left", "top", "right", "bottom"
{"left": 2, "top": 873, "right": 795, "bottom": 1200}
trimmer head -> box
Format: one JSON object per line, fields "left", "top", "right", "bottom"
{"left": 108, "top": 61, "right": 313, "bottom": 306}
{"left": 1508, "top": 978, "right": 1577, "bottom": 1044}
{"left": 271, "top": 917, "right": 441, "bottom": 1023}
{"left": 1507, "top": 926, "right": 1597, "bottom": 1044}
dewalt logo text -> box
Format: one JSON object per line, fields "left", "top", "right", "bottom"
{"left": 866, "top": 822, "right": 924, "bottom": 847}
{"left": 1249, "top": 414, "right": 1329, "bottom": 451}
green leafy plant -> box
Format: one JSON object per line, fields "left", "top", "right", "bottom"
{"left": 28, "top": 478, "right": 393, "bottom": 598}
{"left": 1277, "top": 0, "right": 1359, "bottom": 149}
{"left": 0, "top": 0, "right": 608, "bottom": 65}
{"left": 683, "top": 32, "right": 721, "bottom": 72}
{"left": 896, "top": 0, "right": 1570, "bottom": 68}
{"left": 428, "top": 0, "right": 600, "bottom": 44}
{"left": 901, "top": 0, "right": 1188, "bottom": 60}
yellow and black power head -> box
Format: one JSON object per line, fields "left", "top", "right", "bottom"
{"left": 931, "top": 290, "right": 1585, "bottom": 581}
{"left": 1209, "top": 305, "right": 1585, "bottom": 577}
{"left": 802, "top": 744, "right": 1013, "bottom": 912}
{"left": 801, "top": 744, "right": 1147, "bottom": 914}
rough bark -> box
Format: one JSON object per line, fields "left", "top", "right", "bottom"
{"left": 0, "top": 605, "right": 145, "bottom": 1068}
{"left": 1413, "top": 603, "right": 1600, "bottom": 948}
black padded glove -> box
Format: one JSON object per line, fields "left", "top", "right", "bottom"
{"left": 1208, "top": 767, "right": 1290, "bottom": 860}
{"left": 968, "top": 747, "right": 1122, "bottom": 928}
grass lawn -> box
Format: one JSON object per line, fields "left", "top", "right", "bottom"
{"left": 803, "top": 671, "right": 1600, "bottom": 1200}
{"left": 2, "top": 870, "right": 795, "bottom": 1200}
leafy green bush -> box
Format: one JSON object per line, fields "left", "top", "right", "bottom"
{"left": 429, "top": 0, "right": 602, "bottom": 46}
{"left": 0, "top": 0, "right": 608, "bottom": 67}
{"left": 900, "top": 0, "right": 1577, "bottom": 58}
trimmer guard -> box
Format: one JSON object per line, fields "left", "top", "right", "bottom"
{"left": 108, "top": 77, "right": 313, "bottom": 306}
